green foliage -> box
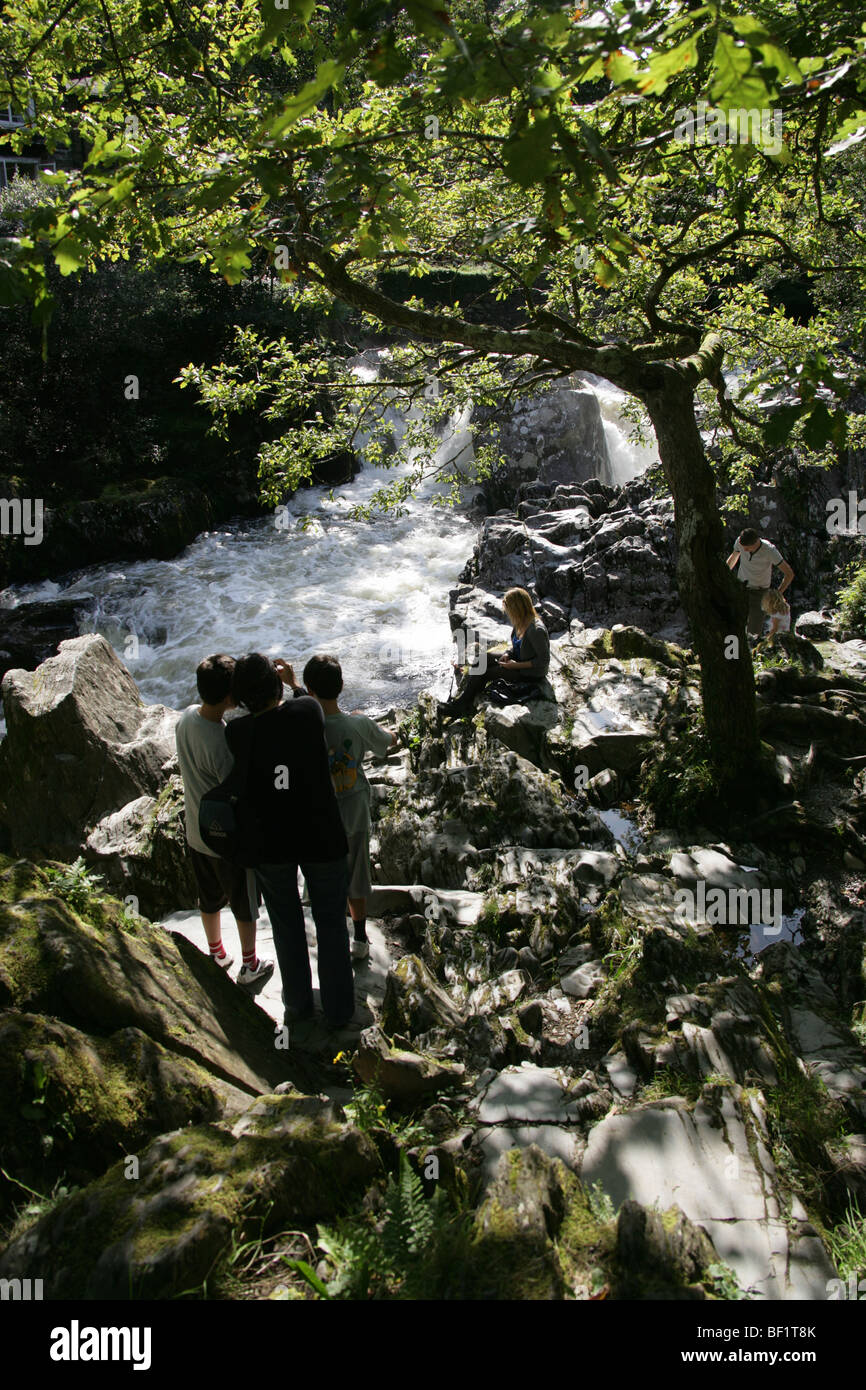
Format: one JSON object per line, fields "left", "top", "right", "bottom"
{"left": 825, "top": 1197, "right": 866, "bottom": 1281}
{"left": 639, "top": 1068, "right": 704, "bottom": 1105}
{"left": 586, "top": 1182, "right": 615, "bottom": 1225}
{"left": 639, "top": 721, "right": 720, "bottom": 827}
{"left": 304, "top": 1153, "right": 470, "bottom": 1299}
{"left": 41, "top": 858, "right": 105, "bottom": 915}
{"left": 602, "top": 929, "right": 642, "bottom": 983}
{"left": 836, "top": 562, "right": 866, "bottom": 637}
{"left": 705, "top": 1261, "right": 750, "bottom": 1301}
{"left": 341, "top": 1076, "right": 430, "bottom": 1148}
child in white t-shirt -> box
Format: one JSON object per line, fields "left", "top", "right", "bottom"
{"left": 303, "top": 654, "right": 397, "bottom": 962}
{"left": 762, "top": 588, "right": 791, "bottom": 635}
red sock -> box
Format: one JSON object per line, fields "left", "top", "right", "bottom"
{"left": 209, "top": 939, "right": 226, "bottom": 959}
{"left": 243, "top": 948, "right": 258, "bottom": 969}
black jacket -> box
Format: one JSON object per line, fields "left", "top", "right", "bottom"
{"left": 225, "top": 695, "right": 348, "bottom": 865}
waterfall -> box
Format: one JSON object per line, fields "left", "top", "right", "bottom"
{"left": 0, "top": 361, "right": 655, "bottom": 721}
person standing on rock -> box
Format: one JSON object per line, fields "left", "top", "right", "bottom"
{"left": 226, "top": 652, "right": 355, "bottom": 1031}
{"left": 439, "top": 586, "right": 550, "bottom": 718}
{"left": 726, "top": 528, "right": 794, "bottom": 641}
{"left": 175, "top": 654, "right": 274, "bottom": 988}
{"left": 303, "top": 653, "right": 397, "bottom": 963}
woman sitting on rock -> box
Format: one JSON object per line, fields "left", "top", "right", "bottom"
{"left": 439, "top": 586, "right": 550, "bottom": 718}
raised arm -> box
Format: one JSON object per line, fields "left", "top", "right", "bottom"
{"left": 777, "top": 560, "right": 794, "bottom": 595}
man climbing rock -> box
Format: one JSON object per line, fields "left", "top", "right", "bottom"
{"left": 726, "top": 528, "right": 794, "bottom": 641}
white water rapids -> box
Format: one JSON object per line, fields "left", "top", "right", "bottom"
{"left": 1, "top": 368, "right": 656, "bottom": 719}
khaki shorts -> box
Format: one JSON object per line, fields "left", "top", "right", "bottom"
{"left": 346, "top": 828, "right": 372, "bottom": 899}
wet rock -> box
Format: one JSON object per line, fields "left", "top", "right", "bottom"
{"left": 0, "top": 635, "right": 178, "bottom": 859}
{"left": 0, "top": 596, "right": 93, "bottom": 681}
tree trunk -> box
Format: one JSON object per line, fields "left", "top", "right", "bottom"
{"left": 640, "top": 367, "right": 760, "bottom": 779}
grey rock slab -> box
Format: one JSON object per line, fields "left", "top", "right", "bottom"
{"left": 580, "top": 1092, "right": 836, "bottom": 1298}
{"left": 474, "top": 1064, "right": 580, "bottom": 1124}
{"left": 601, "top": 1050, "right": 638, "bottom": 1098}
{"left": 561, "top": 959, "right": 606, "bottom": 999}
{"left": 573, "top": 850, "right": 620, "bottom": 885}
{"left": 620, "top": 872, "right": 681, "bottom": 928}
{"left": 669, "top": 848, "right": 767, "bottom": 891}
{"left": 476, "top": 1124, "right": 581, "bottom": 1182}
{"left": 368, "top": 885, "right": 484, "bottom": 925}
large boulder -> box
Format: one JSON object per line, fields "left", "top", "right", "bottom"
{"left": 0, "top": 595, "right": 93, "bottom": 681}
{"left": 0, "top": 635, "right": 178, "bottom": 858}
{"left": 0, "top": 1092, "right": 381, "bottom": 1299}
{"left": 0, "top": 857, "right": 295, "bottom": 1098}
{"left": 0, "top": 1012, "right": 225, "bottom": 1221}
{"left": 85, "top": 776, "right": 197, "bottom": 920}
{"left": 454, "top": 474, "right": 684, "bottom": 639}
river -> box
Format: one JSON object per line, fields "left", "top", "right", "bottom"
{"left": 0, "top": 368, "right": 656, "bottom": 718}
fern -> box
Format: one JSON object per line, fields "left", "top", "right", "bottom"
{"left": 382, "top": 1154, "right": 435, "bottom": 1264}
{"left": 314, "top": 1153, "right": 464, "bottom": 1299}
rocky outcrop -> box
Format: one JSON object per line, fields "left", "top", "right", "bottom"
{"left": 0, "top": 477, "right": 249, "bottom": 589}
{"left": 453, "top": 474, "right": 683, "bottom": 639}
{"left": 0, "top": 595, "right": 93, "bottom": 681}
{"left": 0, "top": 635, "right": 191, "bottom": 908}
{"left": 0, "top": 1091, "right": 380, "bottom": 1299}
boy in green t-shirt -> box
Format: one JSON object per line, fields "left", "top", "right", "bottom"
{"left": 303, "top": 654, "right": 396, "bottom": 960}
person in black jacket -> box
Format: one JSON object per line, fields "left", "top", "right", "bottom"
{"left": 225, "top": 652, "right": 354, "bottom": 1030}
{"left": 439, "top": 587, "right": 550, "bottom": 718}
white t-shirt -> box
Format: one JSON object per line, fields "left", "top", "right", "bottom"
{"left": 769, "top": 610, "right": 791, "bottom": 634}
{"left": 735, "top": 538, "right": 783, "bottom": 589}
{"left": 175, "top": 705, "right": 234, "bottom": 856}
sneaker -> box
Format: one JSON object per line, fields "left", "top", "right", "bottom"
{"left": 237, "top": 957, "right": 275, "bottom": 987}
{"left": 212, "top": 951, "right": 234, "bottom": 970}
{"left": 351, "top": 938, "right": 370, "bottom": 961}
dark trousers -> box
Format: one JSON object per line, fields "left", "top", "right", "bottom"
{"left": 255, "top": 858, "right": 354, "bottom": 1025}
{"left": 454, "top": 663, "right": 536, "bottom": 709}
{"left": 747, "top": 587, "right": 767, "bottom": 639}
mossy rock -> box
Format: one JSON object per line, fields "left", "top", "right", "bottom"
{"left": 0, "top": 1012, "right": 224, "bottom": 1222}
{"left": 0, "top": 856, "right": 299, "bottom": 1096}
{"left": 469, "top": 1145, "right": 567, "bottom": 1299}
{"left": 0, "top": 1095, "right": 381, "bottom": 1299}
{"left": 613, "top": 1199, "right": 725, "bottom": 1299}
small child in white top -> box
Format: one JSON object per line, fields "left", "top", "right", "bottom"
{"left": 762, "top": 588, "right": 791, "bottom": 635}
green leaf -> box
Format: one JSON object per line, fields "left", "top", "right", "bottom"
{"left": 763, "top": 402, "right": 802, "bottom": 446}
{"left": 639, "top": 37, "right": 701, "bottom": 95}
{"left": 711, "top": 33, "right": 769, "bottom": 108}
{"left": 53, "top": 237, "right": 86, "bottom": 276}
{"left": 502, "top": 114, "right": 556, "bottom": 187}
{"left": 266, "top": 60, "right": 346, "bottom": 137}
{"left": 286, "top": 1259, "right": 330, "bottom": 1297}
{"left": 802, "top": 401, "right": 835, "bottom": 451}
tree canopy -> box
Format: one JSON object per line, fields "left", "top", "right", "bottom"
{"left": 3, "top": 0, "right": 866, "bottom": 778}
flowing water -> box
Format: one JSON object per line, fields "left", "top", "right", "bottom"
{"left": 1, "top": 365, "right": 655, "bottom": 720}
